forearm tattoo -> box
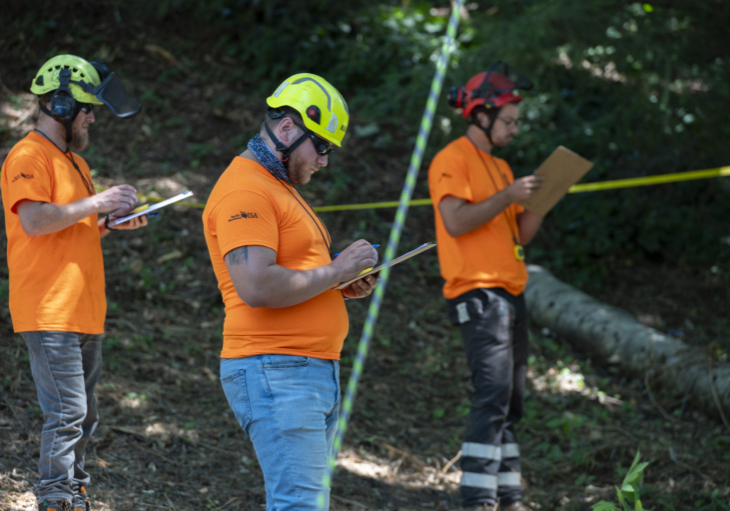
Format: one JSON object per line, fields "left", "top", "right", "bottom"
{"left": 226, "top": 246, "right": 249, "bottom": 265}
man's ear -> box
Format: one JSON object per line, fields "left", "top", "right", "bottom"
{"left": 277, "top": 117, "right": 297, "bottom": 144}
{"left": 476, "top": 111, "right": 490, "bottom": 129}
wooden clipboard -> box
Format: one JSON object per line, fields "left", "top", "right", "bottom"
{"left": 519, "top": 146, "right": 593, "bottom": 216}
{"left": 334, "top": 243, "right": 436, "bottom": 290}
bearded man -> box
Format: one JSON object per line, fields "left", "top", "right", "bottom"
{"left": 203, "top": 73, "right": 378, "bottom": 510}
{"left": 428, "top": 63, "right": 544, "bottom": 511}
{"left": 1, "top": 54, "right": 146, "bottom": 511}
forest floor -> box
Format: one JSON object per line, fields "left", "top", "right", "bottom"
{"left": 2, "top": 13, "right": 730, "bottom": 511}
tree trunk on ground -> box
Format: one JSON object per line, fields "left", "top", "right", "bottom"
{"left": 524, "top": 265, "right": 730, "bottom": 423}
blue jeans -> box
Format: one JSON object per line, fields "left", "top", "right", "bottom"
{"left": 220, "top": 355, "right": 341, "bottom": 511}
{"left": 21, "top": 331, "right": 103, "bottom": 503}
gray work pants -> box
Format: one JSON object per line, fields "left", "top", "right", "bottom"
{"left": 21, "top": 331, "right": 102, "bottom": 503}
{"left": 447, "top": 288, "right": 528, "bottom": 508}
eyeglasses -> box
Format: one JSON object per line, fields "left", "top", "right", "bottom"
{"left": 293, "top": 120, "right": 334, "bottom": 156}
{"left": 496, "top": 116, "right": 519, "bottom": 129}
{"left": 79, "top": 103, "right": 94, "bottom": 114}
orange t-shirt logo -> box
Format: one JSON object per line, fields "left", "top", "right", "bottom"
{"left": 228, "top": 211, "right": 259, "bottom": 221}
{"left": 11, "top": 173, "right": 34, "bottom": 182}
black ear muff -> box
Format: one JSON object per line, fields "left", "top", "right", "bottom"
{"left": 49, "top": 68, "right": 77, "bottom": 123}
{"left": 447, "top": 86, "right": 466, "bottom": 108}
{"left": 49, "top": 92, "right": 76, "bottom": 122}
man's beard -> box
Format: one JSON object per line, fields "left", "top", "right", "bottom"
{"left": 69, "top": 130, "right": 89, "bottom": 151}
{"left": 493, "top": 136, "right": 512, "bottom": 149}
{"left": 287, "top": 155, "right": 314, "bottom": 185}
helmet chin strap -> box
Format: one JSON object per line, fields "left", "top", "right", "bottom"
{"left": 472, "top": 113, "right": 495, "bottom": 146}
{"left": 263, "top": 120, "right": 309, "bottom": 165}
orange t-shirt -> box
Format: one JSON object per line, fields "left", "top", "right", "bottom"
{"left": 0, "top": 132, "right": 105, "bottom": 334}
{"left": 202, "top": 157, "right": 348, "bottom": 360}
{"left": 428, "top": 136, "right": 527, "bottom": 299}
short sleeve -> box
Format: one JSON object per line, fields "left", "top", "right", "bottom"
{"left": 428, "top": 149, "right": 473, "bottom": 207}
{"left": 4, "top": 149, "right": 53, "bottom": 213}
{"left": 212, "top": 190, "right": 280, "bottom": 257}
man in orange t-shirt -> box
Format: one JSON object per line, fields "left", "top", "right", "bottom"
{"left": 1, "top": 55, "right": 145, "bottom": 511}
{"left": 428, "top": 63, "right": 544, "bottom": 511}
{"left": 203, "top": 74, "right": 377, "bottom": 510}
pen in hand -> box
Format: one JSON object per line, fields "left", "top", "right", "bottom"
{"left": 332, "top": 244, "right": 379, "bottom": 258}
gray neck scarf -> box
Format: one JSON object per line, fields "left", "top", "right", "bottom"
{"left": 247, "top": 134, "right": 291, "bottom": 184}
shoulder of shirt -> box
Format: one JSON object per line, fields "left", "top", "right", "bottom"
{"left": 431, "top": 137, "right": 470, "bottom": 165}
{"left": 6, "top": 134, "right": 50, "bottom": 160}
{"left": 205, "top": 158, "right": 277, "bottom": 215}
{"left": 3, "top": 136, "right": 55, "bottom": 180}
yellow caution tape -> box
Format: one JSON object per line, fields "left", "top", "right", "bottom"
{"left": 96, "top": 165, "right": 730, "bottom": 213}
{"left": 567, "top": 166, "right": 730, "bottom": 193}
{"left": 315, "top": 165, "right": 730, "bottom": 212}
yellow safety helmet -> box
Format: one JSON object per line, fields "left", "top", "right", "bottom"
{"left": 31, "top": 55, "right": 104, "bottom": 105}
{"left": 266, "top": 73, "right": 349, "bottom": 147}
{"left": 31, "top": 54, "right": 140, "bottom": 121}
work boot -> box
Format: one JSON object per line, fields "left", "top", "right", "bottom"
{"left": 73, "top": 486, "right": 91, "bottom": 511}
{"left": 463, "top": 504, "right": 497, "bottom": 511}
{"left": 501, "top": 501, "right": 533, "bottom": 511}
{"left": 38, "top": 500, "right": 71, "bottom": 511}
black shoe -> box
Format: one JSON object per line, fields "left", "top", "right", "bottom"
{"left": 38, "top": 500, "right": 71, "bottom": 511}
{"left": 73, "top": 486, "right": 91, "bottom": 511}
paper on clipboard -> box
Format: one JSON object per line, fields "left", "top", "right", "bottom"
{"left": 108, "top": 190, "right": 194, "bottom": 226}
{"left": 519, "top": 146, "right": 593, "bottom": 216}
{"left": 334, "top": 243, "right": 436, "bottom": 290}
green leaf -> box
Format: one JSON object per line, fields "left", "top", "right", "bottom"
{"left": 643, "top": 4, "right": 654, "bottom": 13}
{"left": 616, "top": 486, "right": 625, "bottom": 507}
{"left": 591, "top": 502, "right": 619, "bottom": 511}
{"left": 634, "top": 499, "right": 643, "bottom": 511}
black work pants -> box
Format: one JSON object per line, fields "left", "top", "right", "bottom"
{"left": 447, "top": 287, "right": 528, "bottom": 507}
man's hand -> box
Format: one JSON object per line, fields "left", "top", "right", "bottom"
{"left": 92, "top": 185, "right": 138, "bottom": 214}
{"left": 107, "top": 207, "right": 149, "bottom": 231}
{"left": 506, "top": 175, "right": 545, "bottom": 203}
{"left": 330, "top": 240, "right": 378, "bottom": 282}
{"left": 341, "top": 274, "right": 378, "bottom": 299}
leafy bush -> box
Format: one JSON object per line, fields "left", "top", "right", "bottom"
{"left": 592, "top": 450, "right": 650, "bottom": 511}
{"left": 122, "top": 0, "right": 730, "bottom": 276}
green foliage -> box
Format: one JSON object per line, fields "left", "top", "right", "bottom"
{"left": 120, "top": 0, "right": 730, "bottom": 274}
{"left": 592, "top": 450, "right": 649, "bottom": 511}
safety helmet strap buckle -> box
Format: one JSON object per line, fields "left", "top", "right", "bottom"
{"left": 263, "top": 118, "right": 310, "bottom": 164}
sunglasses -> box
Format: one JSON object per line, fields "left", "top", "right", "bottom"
{"left": 293, "top": 120, "right": 333, "bottom": 156}
{"left": 79, "top": 103, "right": 94, "bottom": 114}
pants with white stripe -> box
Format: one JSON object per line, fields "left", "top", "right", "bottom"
{"left": 447, "top": 287, "right": 528, "bottom": 507}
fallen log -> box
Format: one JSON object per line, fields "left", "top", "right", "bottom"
{"left": 524, "top": 265, "right": 730, "bottom": 425}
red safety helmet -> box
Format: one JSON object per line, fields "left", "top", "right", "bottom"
{"left": 448, "top": 61, "right": 533, "bottom": 118}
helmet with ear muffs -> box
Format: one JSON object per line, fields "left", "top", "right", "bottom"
{"left": 31, "top": 54, "right": 142, "bottom": 140}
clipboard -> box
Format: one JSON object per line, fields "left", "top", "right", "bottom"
{"left": 108, "top": 190, "right": 194, "bottom": 226}
{"left": 334, "top": 242, "right": 436, "bottom": 290}
{"left": 519, "top": 146, "right": 593, "bottom": 216}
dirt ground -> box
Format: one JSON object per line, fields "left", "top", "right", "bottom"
{"left": 2, "top": 11, "right": 730, "bottom": 511}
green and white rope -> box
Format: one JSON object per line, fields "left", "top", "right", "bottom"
{"left": 318, "top": 1, "right": 464, "bottom": 507}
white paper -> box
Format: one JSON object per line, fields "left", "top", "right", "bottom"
{"left": 334, "top": 243, "right": 436, "bottom": 290}
{"left": 108, "top": 191, "right": 194, "bottom": 226}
